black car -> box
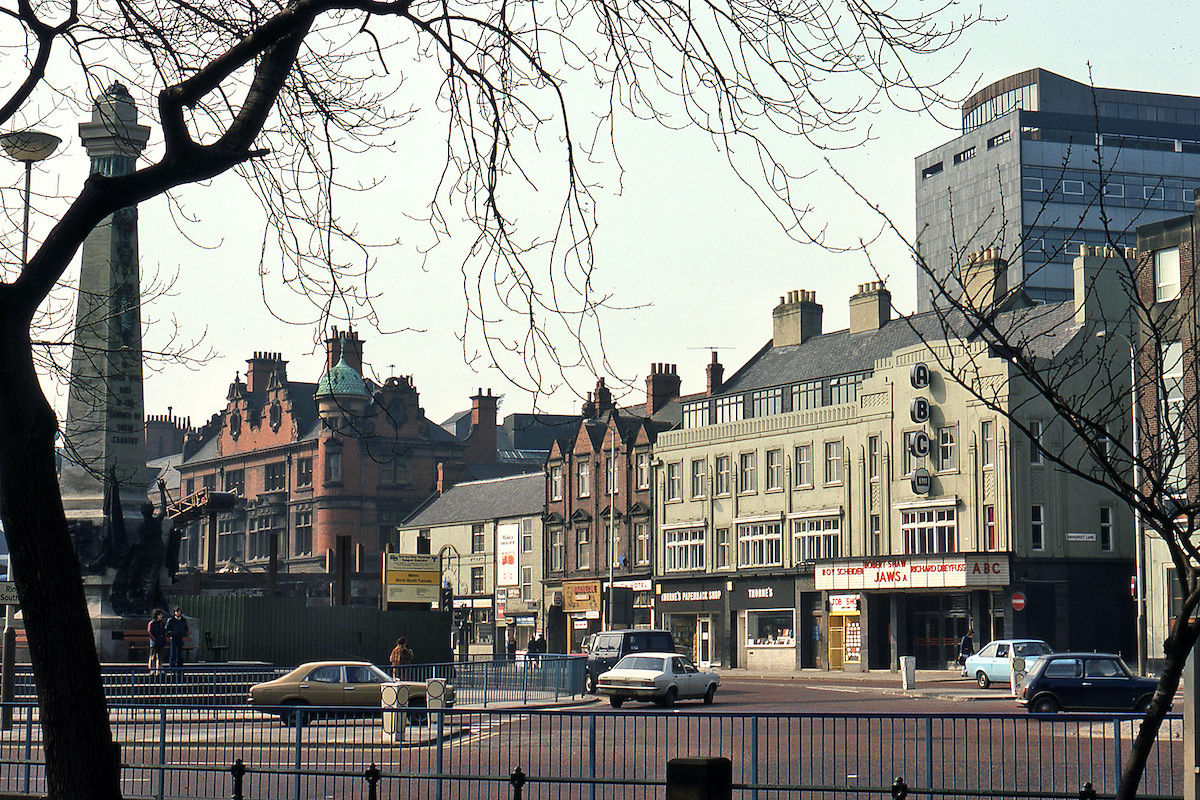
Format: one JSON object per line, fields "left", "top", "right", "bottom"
{"left": 1017, "top": 652, "right": 1158, "bottom": 713}
{"left": 584, "top": 629, "right": 677, "bottom": 693}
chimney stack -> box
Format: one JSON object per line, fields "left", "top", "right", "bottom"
{"left": 645, "top": 363, "right": 682, "bottom": 415}
{"left": 772, "top": 290, "right": 823, "bottom": 347}
{"left": 324, "top": 326, "right": 365, "bottom": 373}
{"left": 849, "top": 282, "right": 892, "bottom": 333}
{"left": 246, "top": 351, "right": 287, "bottom": 394}
{"left": 706, "top": 351, "right": 724, "bottom": 395}
{"left": 961, "top": 249, "right": 1009, "bottom": 311}
{"left": 464, "top": 388, "right": 499, "bottom": 464}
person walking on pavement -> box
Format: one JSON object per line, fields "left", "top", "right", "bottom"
{"left": 147, "top": 609, "right": 168, "bottom": 675}
{"left": 165, "top": 606, "right": 190, "bottom": 669}
{"left": 958, "top": 629, "right": 975, "bottom": 676}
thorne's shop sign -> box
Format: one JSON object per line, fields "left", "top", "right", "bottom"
{"left": 815, "top": 555, "right": 1010, "bottom": 591}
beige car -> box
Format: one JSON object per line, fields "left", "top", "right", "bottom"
{"left": 248, "top": 661, "right": 452, "bottom": 723}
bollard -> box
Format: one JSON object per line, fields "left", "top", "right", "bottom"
{"left": 510, "top": 766, "right": 527, "bottom": 800}
{"left": 230, "top": 758, "right": 246, "bottom": 800}
{"left": 666, "top": 757, "right": 732, "bottom": 800}
{"left": 1080, "top": 782, "right": 1097, "bottom": 800}
{"left": 365, "top": 763, "right": 381, "bottom": 800}
{"left": 891, "top": 776, "right": 909, "bottom": 800}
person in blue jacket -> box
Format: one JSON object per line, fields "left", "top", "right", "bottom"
{"left": 165, "top": 606, "right": 190, "bottom": 669}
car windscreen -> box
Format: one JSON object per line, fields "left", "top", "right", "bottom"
{"left": 1013, "top": 642, "right": 1051, "bottom": 658}
{"left": 615, "top": 656, "right": 665, "bottom": 671}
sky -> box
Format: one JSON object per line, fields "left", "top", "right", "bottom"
{"left": 13, "top": 0, "right": 1200, "bottom": 431}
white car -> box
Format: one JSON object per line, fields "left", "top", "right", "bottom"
{"left": 596, "top": 652, "right": 719, "bottom": 708}
{"left": 964, "top": 639, "right": 1052, "bottom": 688}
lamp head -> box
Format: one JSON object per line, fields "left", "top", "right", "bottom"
{"left": 0, "top": 130, "right": 61, "bottom": 163}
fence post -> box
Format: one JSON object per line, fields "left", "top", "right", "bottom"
{"left": 589, "top": 712, "right": 597, "bottom": 800}
{"left": 365, "top": 763, "right": 381, "bottom": 800}
{"left": 891, "top": 777, "right": 909, "bottom": 800}
{"left": 1112, "top": 719, "right": 1123, "bottom": 792}
{"left": 510, "top": 766, "right": 527, "bottom": 800}
{"left": 483, "top": 661, "right": 490, "bottom": 708}
{"left": 1080, "top": 782, "right": 1097, "bottom": 800}
{"left": 292, "top": 708, "right": 303, "bottom": 800}
{"left": 21, "top": 702, "right": 32, "bottom": 794}
{"left": 435, "top": 700, "right": 446, "bottom": 800}
{"left": 522, "top": 658, "right": 529, "bottom": 704}
{"left": 924, "top": 717, "right": 933, "bottom": 789}
{"left": 750, "top": 716, "right": 759, "bottom": 800}
{"left": 230, "top": 759, "right": 245, "bottom": 800}
{"left": 157, "top": 706, "right": 167, "bottom": 800}
{"left": 666, "top": 757, "right": 732, "bottom": 800}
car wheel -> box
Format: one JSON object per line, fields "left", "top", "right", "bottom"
{"left": 1136, "top": 695, "right": 1152, "bottom": 713}
{"left": 610, "top": 696, "right": 625, "bottom": 708}
{"left": 585, "top": 672, "right": 596, "bottom": 694}
{"left": 1031, "top": 695, "right": 1060, "bottom": 714}
{"left": 658, "top": 687, "right": 677, "bottom": 708}
{"left": 279, "top": 701, "right": 308, "bottom": 727}
{"left": 976, "top": 671, "right": 991, "bottom": 689}
{"left": 703, "top": 684, "right": 716, "bottom": 705}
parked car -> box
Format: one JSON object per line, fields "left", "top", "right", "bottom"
{"left": 964, "top": 639, "right": 1052, "bottom": 688}
{"left": 248, "top": 661, "right": 453, "bottom": 723}
{"left": 585, "top": 629, "right": 677, "bottom": 693}
{"left": 1017, "top": 652, "right": 1158, "bottom": 713}
{"left": 596, "top": 652, "right": 719, "bottom": 708}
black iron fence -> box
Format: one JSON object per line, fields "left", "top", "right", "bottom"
{"left": 0, "top": 706, "right": 1183, "bottom": 800}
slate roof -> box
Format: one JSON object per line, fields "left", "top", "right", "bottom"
{"left": 715, "top": 301, "right": 1082, "bottom": 397}
{"left": 403, "top": 472, "right": 545, "bottom": 527}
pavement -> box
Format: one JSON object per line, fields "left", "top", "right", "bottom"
{"left": 714, "top": 666, "right": 1008, "bottom": 702}
{"left": 458, "top": 668, "right": 1014, "bottom": 710}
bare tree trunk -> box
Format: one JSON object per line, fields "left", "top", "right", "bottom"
{"left": 1118, "top": 623, "right": 1199, "bottom": 800}
{"left": 0, "top": 316, "right": 122, "bottom": 800}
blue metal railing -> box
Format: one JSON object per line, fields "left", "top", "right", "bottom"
{"left": 11, "top": 656, "right": 585, "bottom": 707}
{"left": 0, "top": 706, "right": 1182, "bottom": 800}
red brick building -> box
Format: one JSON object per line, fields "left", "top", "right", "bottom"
{"left": 543, "top": 364, "right": 709, "bottom": 651}
{"left": 167, "top": 328, "right": 499, "bottom": 600}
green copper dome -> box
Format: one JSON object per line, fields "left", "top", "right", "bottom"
{"left": 315, "top": 353, "right": 371, "bottom": 400}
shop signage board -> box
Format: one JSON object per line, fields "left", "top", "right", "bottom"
{"left": 1065, "top": 531, "right": 1097, "bottom": 542}
{"left": 815, "top": 554, "right": 1010, "bottom": 590}
{"left": 829, "top": 593, "right": 860, "bottom": 613}
{"left": 383, "top": 553, "right": 440, "bottom": 604}
{"left": 562, "top": 579, "right": 602, "bottom": 612}
{"left": 496, "top": 522, "right": 520, "bottom": 586}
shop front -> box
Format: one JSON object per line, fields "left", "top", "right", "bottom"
{"left": 816, "top": 553, "right": 1011, "bottom": 669}
{"left": 731, "top": 577, "right": 801, "bottom": 672}
{"left": 827, "top": 593, "right": 862, "bottom": 670}
{"left": 656, "top": 579, "right": 726, "bottom": 668}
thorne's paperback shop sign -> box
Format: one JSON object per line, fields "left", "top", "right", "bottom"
{"left": 815, "top": 554, "right": 1010, "bottom": 591}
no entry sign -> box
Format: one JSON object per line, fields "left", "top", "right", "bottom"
{"left": 1011, "top": 591, "right": 1027, "bottom": 612}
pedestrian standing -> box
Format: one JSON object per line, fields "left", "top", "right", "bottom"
{"left": 958, "top": 629, "right": 975, "bottom": 677}
{"left": 147, "top": 609, "right": 168, "bottom": 675}
{"left": 165, "top": 606, "right": 190, "bottom": 669}
{"left": 389, "top": 637, "right": 413, "bottom": 678}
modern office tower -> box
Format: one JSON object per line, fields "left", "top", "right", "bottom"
{"left": 915, "top": 68, "right": 1200, "bottom": 310}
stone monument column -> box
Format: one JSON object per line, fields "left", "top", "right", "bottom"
{"left": 59, "top": 82, "right": 152, "bottom": 516}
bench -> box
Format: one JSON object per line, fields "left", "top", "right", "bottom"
{"left": 204, "top": 632, "right": 229, "bottom": 662}
{"left": 112, "top": 629, "right": 194, "bottom": 663}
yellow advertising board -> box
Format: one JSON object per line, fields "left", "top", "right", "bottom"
{"left": 562, "top": 579, "right": 602, "bottom": 613}
{"left": 383, "top": 553, "right": 440, "bottom": 604}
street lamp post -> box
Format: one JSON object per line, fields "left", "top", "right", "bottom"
{"left": 0, "top": 128, "right": 61, "bottom": 730}
{"left": 1098, "top": 327, "right": 1148, "bottom": 675}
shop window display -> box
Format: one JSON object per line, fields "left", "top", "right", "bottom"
{"left": 747, "top": 610, "right": 794, "bottom": 646}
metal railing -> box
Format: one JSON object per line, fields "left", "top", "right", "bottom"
{"left": 0, "top": 706, "right": 1183, "bottom": 800}
{"left": 10, "top": 656, "right": 586, "bottom": 707}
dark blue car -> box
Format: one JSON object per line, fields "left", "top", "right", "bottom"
{"left": 1017, "top": 652, "right": 1158, "bottom": 713}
